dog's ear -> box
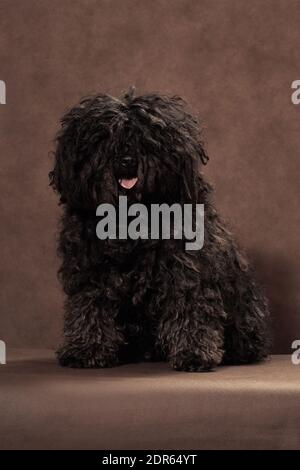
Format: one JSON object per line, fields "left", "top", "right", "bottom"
{"left": 180, "top": 149, "right": 212, "bottom": 206}
{"left": 175, "top": 105, "right": 209, "bottom": 204}
{"left": 49, "top": 116, "right": 79, "bottom": 205}
{"left": 49, "top": 129, "right": 66, "bottom": 203}
{"left": 49, "top": 96, "right": 102, "bottom": 205}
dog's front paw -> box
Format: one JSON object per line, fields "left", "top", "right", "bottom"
{"left": 57, "top": 343, "right": 119, "bottom": 369}
{"left": 170, "top": 348, "right": 223, "bottom": 372}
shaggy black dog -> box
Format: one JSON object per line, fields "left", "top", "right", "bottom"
{"left": 50, "top": 88, "right": 270, "bottom": 371}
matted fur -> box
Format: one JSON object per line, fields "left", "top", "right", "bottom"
{"left": 50, "top": 89, "right": 270, "bottom": 371}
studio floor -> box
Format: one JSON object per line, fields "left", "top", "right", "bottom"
{"left": 0, "top": 350, "right": 299, "bottom": 450}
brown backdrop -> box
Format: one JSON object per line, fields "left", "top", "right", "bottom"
{"left": 1, "top": 0, "right": 300, "bottom": 353}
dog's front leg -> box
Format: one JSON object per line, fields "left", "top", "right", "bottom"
{"left": 155, "top": 259, "right": 226, "bottom": 372}
{"left": 57, "top": 287, "right": 124, "bottom": 368}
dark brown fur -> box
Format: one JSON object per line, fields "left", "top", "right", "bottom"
{"left": 50, "top": 89, "right": 270, "bottom": 371}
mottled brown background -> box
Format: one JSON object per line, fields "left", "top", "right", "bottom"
{"left": 0, "top": 0, "right": 299, "bottom": 352}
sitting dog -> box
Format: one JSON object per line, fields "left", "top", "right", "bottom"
{"left": 49, "top": 88, "right": 270, "bottom": 371}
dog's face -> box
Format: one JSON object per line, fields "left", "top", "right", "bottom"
{"left": 50, "top": 89, "right": 208, "bottom": 209}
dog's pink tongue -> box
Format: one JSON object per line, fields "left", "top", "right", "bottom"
{"left": 118, "top": 177, "right": 138, "bottom": 189}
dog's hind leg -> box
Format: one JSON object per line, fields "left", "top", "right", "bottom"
{"left": 221, "top": 271, "right": 271, "bottom": 365}
{"left": 220, "top": 244, "right": 271, "bottom": 365}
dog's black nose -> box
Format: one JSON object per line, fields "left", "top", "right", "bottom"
{"left": 120, "top": 156, "right": 136, "bottom": 168}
